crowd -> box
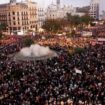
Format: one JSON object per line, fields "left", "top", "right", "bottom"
{"left": 38, "top": 36, "right": 90, "bottom": 49}
{"left": 0, "top": 37, "right": 105, "bottom": 105}
{"left": 0, "top": 36, "right": 20, "bottom": 45}
{"left": 88, "top": 25, "right": 105, "bottom": 37}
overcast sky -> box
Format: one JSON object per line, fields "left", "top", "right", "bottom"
{"left": 0, "top": 0, "right": 105, "bottom": 12}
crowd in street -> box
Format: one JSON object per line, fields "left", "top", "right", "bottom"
{"left": 88, "top": 25, "right": 105, "bottom": 37}
{"left": 38, "top": 36, "right": 90, "bottom": 49}
{"left": 0, "top": 37, "right": 105, "bottom": 105}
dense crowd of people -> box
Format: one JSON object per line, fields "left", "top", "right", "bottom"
{"left": 38, "top": 36, "right": 90, "bottom": 49}
{"left": 0, "top": 36, "right": 105, "bottom": 105}
{"left": 88, "top": 25, "right": 105, "bottom": 38}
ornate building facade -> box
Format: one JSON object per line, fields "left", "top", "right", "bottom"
{"left": 46, "top": 4, "right": 76, "bottom": 20}
{"left": 46, "top": 0, "right": 76, "bottom": 20}
{"left": 0, "top": 0, "right": 37, "bottom": 34}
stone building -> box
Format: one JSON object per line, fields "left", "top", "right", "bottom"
{"left": 89, "top": 0, "right": 100, "bottom": 20}
{"left": 37, "top": 8, "right": 45, "bottom": 29}
{"left": 46, "top": 0, "right": 76, "bottom": 20}
{"left": 46, "top": 0, "right": 86, "bottom": 19}
{"left": 0, "top": 0, "right": 37, "bottom": 34}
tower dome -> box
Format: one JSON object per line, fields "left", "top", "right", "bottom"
{"left": 56, "top": 0, "right": 60, "bottom": 8}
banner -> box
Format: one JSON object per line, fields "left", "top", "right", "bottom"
{"left": 74, "top": 68, "right": 82, "bottom": 74}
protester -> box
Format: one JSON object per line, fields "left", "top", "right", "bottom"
{"left": 0, "top": 36, "right": 105, "bottom": 105}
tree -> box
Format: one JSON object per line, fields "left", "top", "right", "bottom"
{"left": 70, "top": 30, "right": 76, "bottom": 37}
{"left": 66, "top": 13, "right": 72, "bottom": 24}
{"left": 24, "top": 38, "right": 34, "bottom": 47}
{"left": 0, "top": 23, "right": 7, "bottom": 40}
{"left": 72, "top": 15, "right": 81, "bottom": 26}
{"left": 0, "top": 23, "right": 7, "bottom": 31}
{"left": 66, "top": 13, "right": 82, "bottom": 29}
{"left": 81, "top": 14, "right": 94, "bottom": 26}
{"left": 42, "top": 19, "right": 62, "bottom": 32}
{"left": 66, "top": 13, "right": 93, "bottom": 28}
{"left": 0, "top": 32, "right": 3, "bottom": 40}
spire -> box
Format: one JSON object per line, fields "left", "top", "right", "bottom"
{"left": 57, "top": 0, "right": 60, "bottom": 8}
{"left": 10, "top": 0, "right": 16, "bottom": 4}
{"left": 57, "top": 0, "right": 60, "bottom": 5}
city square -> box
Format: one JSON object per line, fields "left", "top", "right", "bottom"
{"left": 0, "top": 0, "right": 105, "bottom": 105}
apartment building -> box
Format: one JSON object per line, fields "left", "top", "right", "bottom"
{"left": 89, "top": 0, "right": 100, "bottom": 20}
{"left": 0, "top": 0, "right": 37, "bottom": 34}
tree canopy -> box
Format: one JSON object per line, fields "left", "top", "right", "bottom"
{"left": 81, "top": 15, "right": 93, "bottom": 25}
{"left": 0, "top": 32, "right": 3, "bottom": 40}
{"left": 42, "top": 14, "right": 93, "bottom": 33}
{"left": 0, "top": 23, "right": 7, "bottom": 31}
{"left": 42, "top": 19, "right": 62, "bottom": 32}
{"left": 66, "top": 13, "right": 93, "bottom": 27}
{"left": 24, "top": 38, "right": 34, "bottom": 47}
{"left": 66, "top": 13, "right": 81, "bottom": 27}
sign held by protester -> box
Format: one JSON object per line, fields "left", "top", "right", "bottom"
{"left": 74, "top": 68, "right": 82, "bottom": 74}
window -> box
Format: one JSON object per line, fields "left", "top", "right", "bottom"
{"left": 18, "top": 27, "right": 20, "bottom": 30}
{"left": 13, "top": 22, "right": 16, "bottom": 25}
{"left": 17, "top": 12, "right": 19, "bottom": 16}
{"left": 8, "top": 12, "right": 10, "bottom": 16}
{"left": 12, "top": 12, "right": 15, "bottom": 15}
{"left": 13, "top": 17, "right": 15, "bottom": 20}
{"left": 18, "top": 17, "right": 19, "bottom": 20}
{"left": 18, "top": 22, "right": 20, "bottom": 25}
{"left": 9, "top": 18, "right": 11, "bottom": 21}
